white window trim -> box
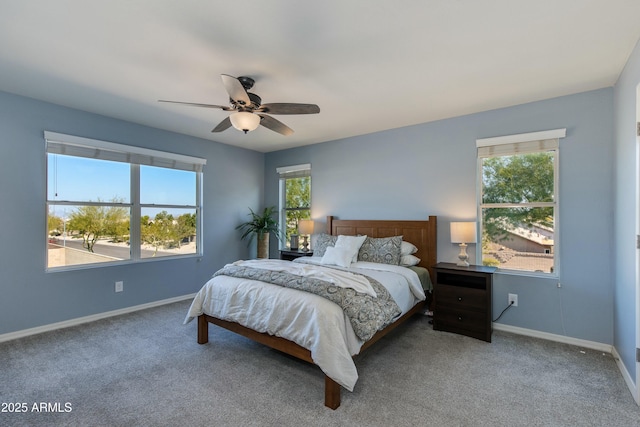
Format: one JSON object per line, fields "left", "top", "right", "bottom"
{"left": 45, "top": 132, "right": 205, "bottom": 271}
{"left": 276, "top": 163, "right": 311, "bottom": 175}
{"left": 44, "top": 131, "right": 206, "bottom": 172}
{"left": 476, "top": 129, "right": 565, "bottom": 277}
{"left": 476, "top": 128, "right": 566, "bottom": 147}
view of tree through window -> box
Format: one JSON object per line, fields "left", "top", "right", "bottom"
{"left": 46, "top": 140, "right": 203, "bottom": 269}
{"left": 281, "top": 176, "right": 311, "bottom": 247}
{"left": 480, "top": 149, "right": 557, "bottom": 274}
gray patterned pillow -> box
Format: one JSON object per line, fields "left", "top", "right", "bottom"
{"left": 358, "top": 236, "right": 403, "bottom": 265}
{"left": 313, "top": 233, "right": 337, "bottom": 257}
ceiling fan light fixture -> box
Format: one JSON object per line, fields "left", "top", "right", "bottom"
{"left": 230, "top": 111, "right": 260, "bottom": 134}
{"left": 161, "top": 74, "right": 318, "bottom": 136}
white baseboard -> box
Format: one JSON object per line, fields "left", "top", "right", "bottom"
{"left": 611, "top": 346, "right": 639, "bottom": 405}
{"left": 494, "top": 322, "right": 639, "bottom": 406}
{"left": 492, "top": 322, "right": 613, "bottom": 353}
{"left": 0, "top": 293, "right": 196, "bottom": 343}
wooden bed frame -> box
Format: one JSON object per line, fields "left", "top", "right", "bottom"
{"left": 197, "top": 215, "right": 437, "bottom": 409}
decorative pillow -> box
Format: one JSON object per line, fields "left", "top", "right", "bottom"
{"left": 401, "top": 241, "right": 418, "bottom": 256}
{"left": 336, "top": 235, "right": 368, "bottom": 263}
{"left": 321, "top": 246, "right": 353, "bottom": 268}
{"left": 400, "top": 254, "right": 421, "bottom": 267}
{"left": 313, "top": 233, "right": 337, "bottom": 257}
{"left": 358, "top": 235, "right": 403, "bottom": 265}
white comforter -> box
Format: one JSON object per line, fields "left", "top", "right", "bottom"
{"left": 184, "top": 258, "right": 425, "bottom": 391}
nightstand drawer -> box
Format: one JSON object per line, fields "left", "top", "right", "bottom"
{"left": 435, "top": 284, "right": 486, "bottom": 312}
{"left": 435, "top": 308, "right": 487, "bottom": 333}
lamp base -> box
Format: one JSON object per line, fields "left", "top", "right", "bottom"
{"left": 301, "top": 235, "right": 309, "bottom": 252}
{"left": 456, "top": 243, "right": 470, "bottom": 267}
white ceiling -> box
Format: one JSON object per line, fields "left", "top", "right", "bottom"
{"left": 1, "top": 1, "right": 640, "bottom": 153}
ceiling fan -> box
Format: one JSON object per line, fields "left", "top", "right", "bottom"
{"left": 159, "top": 74, "right": 320, "bottom": 135}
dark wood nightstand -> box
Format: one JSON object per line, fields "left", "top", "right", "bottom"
{"left": 279, "top": 249, "right": 314, "bottom": 261}
{"left": 433, "top": 262, "right": 496, "bottom": 342}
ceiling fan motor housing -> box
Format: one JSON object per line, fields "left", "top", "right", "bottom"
{"left": 230, "top": 92, "right": 261, "bottom": 110}
{"left": 237, "top": 76, "right": 255, "bottom": 90}
{"left": 248, "top": 92, "right": 261, "bottom": 109}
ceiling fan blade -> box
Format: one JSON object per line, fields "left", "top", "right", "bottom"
{"left": 211, "top": 117, "right": 232, "bottom": 133}
{"left": 256, "top": 103, "right": 320, "bottom": 115}
{"left": 221, "top": 74, "right": 251, "bottom": 106}
{"left": 258, "top": 114, "right": 294, "bottom": 136}
{"left": 158, "top": 100, "right": 231, "bottom": 110}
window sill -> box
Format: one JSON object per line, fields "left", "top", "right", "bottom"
{"left": 494, "top": 268, "right": 559, "bottom": 281}
{"left": 46, "top": 252, "right": 203, "bottom": 273}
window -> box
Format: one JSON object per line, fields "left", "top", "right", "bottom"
{"left": 476, "top": 129, "right": 565, "bottom": 275}
{"left": 45, "top": 131, "right": 205, "bottom": 270}
{"left": 277, "top": 164, "right": 311, "bottom": 248}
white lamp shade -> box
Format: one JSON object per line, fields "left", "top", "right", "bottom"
{"left": 450, "top": 222, "right": 477, "bottom": 244}
{"left": 230, "top": 112, "right": 260, "bottom": 133}
{"left": 298, "top": 220, "right": 314, "bottom": 235}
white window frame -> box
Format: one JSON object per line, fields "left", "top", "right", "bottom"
{"left": 45, "top": 131, "right": 206, "bottom": 271}
{"left": 277, "top": 163, "right": 311, "bottom": 249}
{"left": 476, "top": 129, "right": 565, "bottom": 277}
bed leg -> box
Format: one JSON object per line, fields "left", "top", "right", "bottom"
{"left": 197, "top": 314, "right": 209, "bottom": 344}
{"left": 324, "top": 375, "right": 341, "bottom": 410}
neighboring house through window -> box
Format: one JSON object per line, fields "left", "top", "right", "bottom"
{"left": 476, "top": 129, "right": 565, "bottom": 275}
{"left": 277, "top": 163, "right": 311, "bottom": 249}
{"left": 45, "top": 131, "right": 205, "bottom": 270}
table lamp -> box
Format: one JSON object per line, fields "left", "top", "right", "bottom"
{"left": 298, "top": 220, "right": 314, "bottom": 252}
{"left": 450, "top": 221, "right": 477, "bottom": 267}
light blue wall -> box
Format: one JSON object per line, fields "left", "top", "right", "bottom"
{"left": 614, "top": 38, "right": 640, "bottom": 385}
{"left": 265, "top": 88, "right": 614, "bottom": 345}
{"left": 0, "top": 80, "right": 627, "bottom": 368}
{"left": 0, "top": 90, "right": 264, "bottom": 335}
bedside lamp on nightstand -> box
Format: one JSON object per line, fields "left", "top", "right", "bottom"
{"left": 298, "top": 220, "right": 314, "bottom": 252}
{"left": 450, "top": 221, "right": 477, "bottom": 267}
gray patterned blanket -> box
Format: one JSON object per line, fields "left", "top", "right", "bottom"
{"left": 213, "top": 265, "right": 401, "bottom": 341}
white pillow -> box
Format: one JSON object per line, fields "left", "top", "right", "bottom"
{"left": 400, "top": 254, "right": 421, "bottom": 267}
{"left": 401, "top": 241, "right": 418, "bottom": 256}
{"left": 335, "top": 235, "right": 368, "bottom": 263}
{"left": 321, "top": 246, "right": 353, "bottom": 268}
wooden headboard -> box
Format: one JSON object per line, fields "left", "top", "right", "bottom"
{"left": 326, "top": 216, "right": 437, "bottom": 283}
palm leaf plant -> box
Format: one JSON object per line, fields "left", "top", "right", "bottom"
{"left": 236, "top": 207, "right": 282, "bottom": 258}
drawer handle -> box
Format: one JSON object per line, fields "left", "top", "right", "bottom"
{"left": 457, "top": 297, "right": 463, "bottom": 302}
{"left": 458, "top": 316, "right": 463, "bottom": 321}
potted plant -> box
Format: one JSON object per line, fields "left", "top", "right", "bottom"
{"left": 236, "top": 206, "right": 282, "bottom": 258}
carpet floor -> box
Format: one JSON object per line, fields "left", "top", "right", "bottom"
{"left": 1, "top": 300, "right": 639, "bottom": 426}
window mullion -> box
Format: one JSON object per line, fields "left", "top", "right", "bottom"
{"left": 196, "top": 171, "right": 203, "bottom": 255}
{"left": 47, "top": 200, "right": 131, "bottom": 207}
{"left": 130, "top": 164, "right": 141, "bottom": 260}
{"left": 481, "top": 202, "right": 556, "bottom": 209}
{"left": 140, "top": 204, "right": 197, "bottom": 209}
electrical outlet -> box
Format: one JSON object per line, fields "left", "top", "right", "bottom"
{"left": 508, "top": 293, "right": 518, "bottom": 307}
{"left": 115, "top": 281, "right": 123, "bottom": 293}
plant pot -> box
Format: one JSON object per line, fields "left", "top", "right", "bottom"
{"left": 257, "top": 233, "right": 269, "bottom": 259}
